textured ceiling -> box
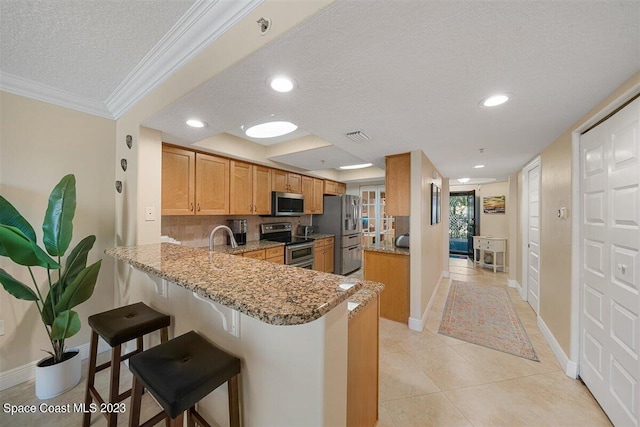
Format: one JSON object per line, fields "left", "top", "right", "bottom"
{"left": 144, "top": 0, "right": 640, "bottom": 179}
{"left": 0, "top": 0, "right": 194, "bottom": 101}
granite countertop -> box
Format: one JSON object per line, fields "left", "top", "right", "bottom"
{"left": 348, "top": 281, "right": 384, "bottom": 320}
{"left": 363, "top": 243, "right": 410, "bottom": 256}
{"left": 105, "top": 243, "right": 379, "bottom": 326}
{"left": 297, "top": 233, "right": 335, "bottom": 240}
{"left": 208, "top": 240, "right": 284, "bottom": 255}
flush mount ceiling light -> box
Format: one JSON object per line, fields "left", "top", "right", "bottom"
{"left": 474, "top": 164, "right": 485, "bottom": 169}
{"left": 245, "top": 121, "right": 298, "bottom": 138}
{"left": 339, "top": 163, "right": 373, "bottom": 170}
{"left": 268, "top": 75, "right": 295, "bottom": 93}
{"left": 479, "top": 93, "right": 512, "bottom": 107}
{"left": 186, "top": 119, "right": 207, "bottom": 128}
{"left": 457, "top": 178, "right": 471, "bottom": 183}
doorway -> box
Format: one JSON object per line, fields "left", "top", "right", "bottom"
{"left": 522, "top": 157, "right": 541, "bottom": 314}
{"left": 449, "top": 191, "right": 477, "bottom": 257}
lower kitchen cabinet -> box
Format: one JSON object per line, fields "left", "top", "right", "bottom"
{"left": 313, "top": 237, "right": 334, "bottom": 273}
{"left": 347, "top": 296, "right": 379, "bottom": 427}
{"left": 364, "top": 250, "right": 409, "bottom": 323}
{"left": 244, "top": 247, "right": 284, "bottom": 263}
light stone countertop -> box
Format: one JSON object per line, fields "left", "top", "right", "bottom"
{"left": 297, "top": 233, "right": 335, "bottom": 240}
{"left": 105, "top": 243, "right": 383, "bottom": 326}
{"left": 363, "top": 243, "right": 410, "bottom": 256}
{"left": 207, "top": 240, "right": 284, "bottom": 255}
{"left": 348, "top": 281, "right": 384, "bottom": 320}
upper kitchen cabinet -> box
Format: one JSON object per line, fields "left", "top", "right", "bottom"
{"left": 272, "top": 169, "right": 302, "bottom": 194}
{"left": 324, "top": 180, "right": 346, "bottom": 195}
{"left": 385, "top": 153, "right": 410, "bottom": 216}
{"left": 195, "top": 153, "right": 229, "bottom": 215}
{"left": 162, "top": 145, "right": 195, "bottom": 215}
{"left": 230, "top": 161, "right": 272, "bottom": 215}
{"left": 302, "top": 176, "right": 325, "bottom": 214}
{"left": 162, "top": 145, "right": 230, "bottom": 216}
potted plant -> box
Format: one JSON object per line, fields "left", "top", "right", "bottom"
{"left": 0, "top": 174, "right": 101, "bottom": 399}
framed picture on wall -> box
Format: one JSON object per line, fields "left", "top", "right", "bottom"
{"left": 431, "top": 183, "right": 441, "bottom": 224}
{"left": 483, "top": 195, "right": 506, "bottom": 214}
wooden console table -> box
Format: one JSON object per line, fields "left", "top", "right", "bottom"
{"left": 472, "top": 236, "right": 506, "bottom": 273}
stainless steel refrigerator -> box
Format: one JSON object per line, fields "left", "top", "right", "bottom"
{"left": 313, "top": 195, "right": 362, "bottom": 275}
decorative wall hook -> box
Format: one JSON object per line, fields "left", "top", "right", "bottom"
{"left": 257, "top": 17, "right": 271, "bottom": 35}
{"left": 126, "top": 135, "right": 132, "bottom": 149}
{"left": 121, "top": 158, "right": 127, "bottom": 171}
{"left": 115, "top": 180, "right": 122, "bottom": 193}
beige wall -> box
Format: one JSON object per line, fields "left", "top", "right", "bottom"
{"left": 0, "top": 91, "right": 116, "bottom": 372}
{"left": 410, "top": 150, "right": 444, "bottom": 326}
{"left": 528, "top": 70, "right": 640, "bottom": 357}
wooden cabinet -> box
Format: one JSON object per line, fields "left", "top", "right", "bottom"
{"left": 314, "top": 237, "right": 334, "bottom": 273}
{"left": 243, "top": 246, "right": 284, "bottom": 264}
{"left": 323, "top": 180, "right": 346, "bottom": 195}
{"left": 195, "top": 153, "right": 229, "bottom": 215}
{"left": 272, "top": 170, "right": 302, "bottom": 194}
{"left": 385, "top": 153, "right": 411, "bottom": 216}
{"left": 230, "top": 161, "right": 272, "bottom": 215}
{"left": 364, "top": 250, "right": 409, "bottom": 323}
{"left": 162, "top": 146, "right": 195, "bottom": 215}
{"left": 347, "top": 296, "right": 379, "bottom": 427}
{"left": 302, "top": 176, "right": 325, "bottom": 214}
{"left": 162, "top": 146, "right": 228, "bottom": 216}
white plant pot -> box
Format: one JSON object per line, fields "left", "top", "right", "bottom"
{"left": 35, "top": 350, "right": 81, "bottom": 400}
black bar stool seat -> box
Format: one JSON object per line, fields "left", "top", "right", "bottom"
{"left": 129, "top": 331, "right": 241, "bottom": 427}
{"left": 82, "top": 302, "right": 170, "bottom": 427}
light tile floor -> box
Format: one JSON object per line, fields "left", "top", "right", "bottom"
{"left": 0, "top": 258, "right": 611, "bottom": 426}
{"left": 377, "top": 257, "right": 611, "bottom": 427}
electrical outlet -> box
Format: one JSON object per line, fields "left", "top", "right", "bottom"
{"left": 0, "top": 320, "right": 5, "bottom": 336}
{"left": 145, "top": 207, "right": 155, "bottom": 222}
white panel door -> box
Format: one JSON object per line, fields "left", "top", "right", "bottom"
{"left": 580, "top": 97, "right": 640, "bottom": 427}
{"left": 527, "top": 164, "right": 541, "bottom": 314}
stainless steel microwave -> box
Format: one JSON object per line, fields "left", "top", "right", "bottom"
{"left": 269, "top": 192, "right": 305, "bottom": 216}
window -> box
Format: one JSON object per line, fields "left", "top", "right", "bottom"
{"left": 361, "top": 184, "right": 395, "bottom": 246}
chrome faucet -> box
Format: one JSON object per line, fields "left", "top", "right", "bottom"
{"left": 209, "top": 225, "right": 238, "bottom": 250}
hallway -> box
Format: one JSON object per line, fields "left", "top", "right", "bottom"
{"left": 377, "top": 257, "right": 611, "bottom": 426}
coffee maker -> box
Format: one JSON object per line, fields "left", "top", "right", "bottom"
{"left": 227, "top": 219, "right": 247, "bottom": 246}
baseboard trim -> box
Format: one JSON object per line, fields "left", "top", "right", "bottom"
{"left": 442, "top": 270, "right": 450, "bottom": 278}
{"left": 409, "top": 273, "right": 445, "bottom": 332}
{"left": 537, "top": 316, "right": 578, "bottom": 379}
{"left": 0, "top": 338, "right": 109, "bottom": 392}
{"left": 507, "top": 279, "right": 522, "bottom": 295}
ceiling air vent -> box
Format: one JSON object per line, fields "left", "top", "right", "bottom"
{"left": 346, "top": 130, "right": 370, "bottom": 143}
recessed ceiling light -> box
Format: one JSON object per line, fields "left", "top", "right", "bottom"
{"left": 268, "top": 75, "right": 295, "bottom": 93}
{"left": 480, "top": 93, "right": 511, "bottom": 107}
{"left": 474, "top": 164, "right": 485, "bottom": 169}
{"left": 245, "top": 121, "right": 298, "bottom": 138}
{"left": 339, "top": 163, "right": 373, "bottom": 170}
{"left": 186, "top": 119, "right": 207, "bottom": 128}
{"left": 457, "top": 178, "right": 471, "bottom": 183}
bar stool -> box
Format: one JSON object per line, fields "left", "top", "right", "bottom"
{"left": 82, "top": 302, "right": 170, "bottom": 427}
{"left": 128, "top": 330, "right": 241, "bottom": 427}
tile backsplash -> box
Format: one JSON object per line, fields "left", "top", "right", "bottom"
{"left": 162, "top": 215, "right": 313, "bottom": 247}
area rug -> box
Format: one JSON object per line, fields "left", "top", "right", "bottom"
{"left": 438, "top": 280, "right": 539, "bottom": 361}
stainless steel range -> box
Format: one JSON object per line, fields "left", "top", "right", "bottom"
{"left": 260, "top": 222, "right": 315, "bottom": 269}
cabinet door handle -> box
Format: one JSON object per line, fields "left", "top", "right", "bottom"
{"left": 197, "top": 203, "right": 201, "bottom": 212}
{"left": 190, "top": 202, "right": 194, "bottom": 211}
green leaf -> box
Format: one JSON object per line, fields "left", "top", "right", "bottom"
{"left": 50, "top": 310, "right": 80, "bottom": 340}
{"left": 0, "top": 196, "right": 36, "bottom": 257}
{"left": 60, "top": 235, "right": 95, "bottom": 291}
{"left": 43, "top": 174, "right": 76, "bottom": 257}
{"left": 41, "top": 281, "right": 61, "bottom": 325}
{"left": 55, "top": 260, "right": 101, "bottom": 312}
{"left": 0, "top": 226, "right": 60, "bottom": 268}
{"left": 0, "top": 268, "right": 39, "bottom": 301}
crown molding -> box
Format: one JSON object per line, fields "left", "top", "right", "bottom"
{"left": 0, "top": 72, "right": 114, "bottom": 119}
{"left": 105, "top": 0, "right": 264, "bottom": 119}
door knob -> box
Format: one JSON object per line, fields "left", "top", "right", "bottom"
{"left": 618, "top": 264, "right": 626, "bottom": 274}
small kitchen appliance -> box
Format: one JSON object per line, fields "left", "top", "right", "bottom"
{"left": 227, "top": 219, "right": 247, "bottom": 246}
{"left": 395, "top": 233, "right": 410, "bottom": 248}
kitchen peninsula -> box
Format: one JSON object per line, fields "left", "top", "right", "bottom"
{"left": 106, "top": 243, "right": 382, "bottom": 426}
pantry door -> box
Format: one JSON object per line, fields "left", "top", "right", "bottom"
{"left": 522, "top": 158, "right": 541, "bottom": 314}
{"left": 579, "top": 96, "right": 639, "bottom": 427}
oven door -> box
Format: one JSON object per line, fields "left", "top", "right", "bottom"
{"left": 289, "top": 258, "right": 314, "bottom": 269}
{"left": 286, "top": 242, "right": 315, "bottom": 265}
